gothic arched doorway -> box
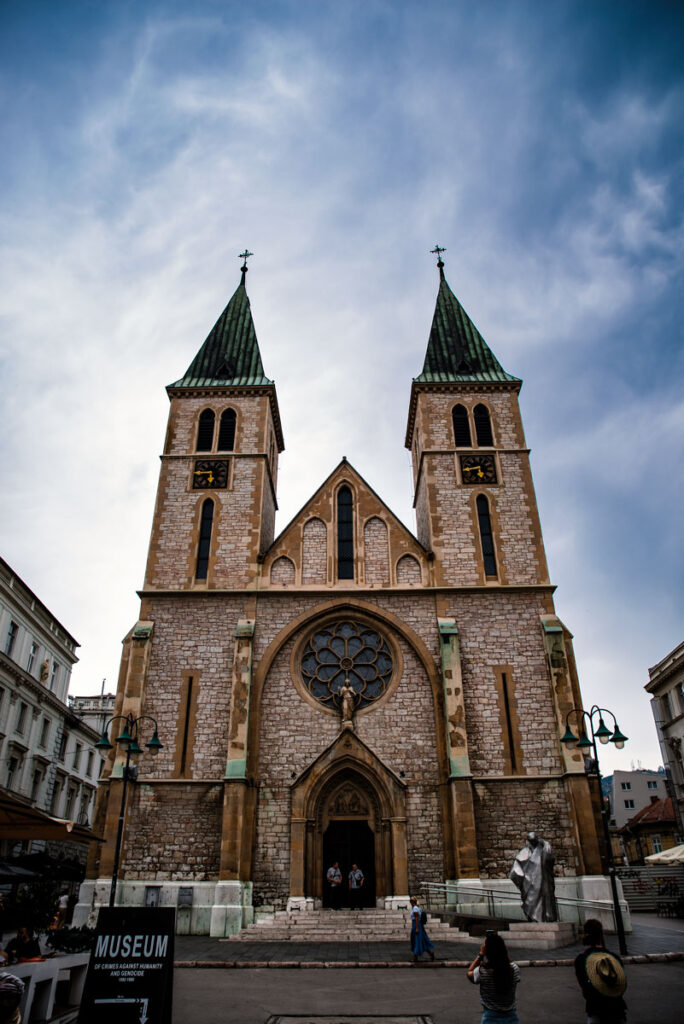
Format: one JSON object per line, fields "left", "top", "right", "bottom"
{"left": 321, "top": 781, "right": 376, "bottom": 907}
{"left": 289, "top": 729, "right": 409, "bottom": 906}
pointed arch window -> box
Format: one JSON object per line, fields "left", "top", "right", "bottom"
{"left": 476, "top": 495, "right": 497, "bottom": 577}
{"left": 474, "top": 404, "right": 494, "bottom": 447}
{"left": 196, "top": 409, "right": 215, "bottom": 452}
{"left": 217, "top": 408, "right": 236, "bottom": 451}
{"left": 337, "top": 486, "right": 354, "bottom": 580}
{"left": 195, "top": 499, "right": 214, "bottom": 579}
{"left": 452, "top": 404, "right": 472, "bottom": 447}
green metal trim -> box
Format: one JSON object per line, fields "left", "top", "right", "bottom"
{"left": 132, "top": 625, "right": 153, "bottom": 639}
{"left": 225, "top": 758, "right": 247, "bottom": 779}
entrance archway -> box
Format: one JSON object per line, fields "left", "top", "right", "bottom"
{"left": 289, "top": 729, "right": 409, "bottom": 905}
{"left": 322, "top": 781, "right": 376, "bottom": 907}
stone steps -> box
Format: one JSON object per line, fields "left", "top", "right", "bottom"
{"left": 227, "top": 909, "right": 467, "bottom": 942}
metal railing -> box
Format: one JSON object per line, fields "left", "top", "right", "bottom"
{"left": 420, "top": 881, "right": 622, "bottom": 928}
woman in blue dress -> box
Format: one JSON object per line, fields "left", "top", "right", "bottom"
{"left": 409, "top": 897, "right": 435, "bottom": 963}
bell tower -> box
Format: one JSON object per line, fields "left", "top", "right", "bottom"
{"left": 405, "top": 253, "right": 549, "bottom": 589}
{"left": 144, "top": 258, "right": 284, "bottom": 591}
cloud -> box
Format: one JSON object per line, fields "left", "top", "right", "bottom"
{"left": 1, "top": 1, "right": 683, "bottom": 774}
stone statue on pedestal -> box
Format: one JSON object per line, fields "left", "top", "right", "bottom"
{"left": 339, "top": 676, "right": 356, "bottom": 730}
{"left": 509, "top": 831, "right": 558, "bottom": 923}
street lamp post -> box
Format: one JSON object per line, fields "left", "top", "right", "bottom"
{"left": 96, "top": 713, "right": 163, "bottom": 908}
{"left": 560, "top": 705, "right": 629, "bottom": 955}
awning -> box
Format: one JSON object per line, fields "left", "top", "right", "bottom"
{"left": 0, "top": 790, "right": 103, "bottom": 844}
{"left": 644, "top": 843, "right": 684, "bottom": 865}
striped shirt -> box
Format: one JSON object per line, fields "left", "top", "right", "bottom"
{"left": 473, "top": 962, "right": 521, "bottom": 1013}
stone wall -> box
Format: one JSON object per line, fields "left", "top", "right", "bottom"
{"left": 122, "top": 782, "right": 222, "bottom": 880}
{"left": 474, "top": 778, "right": 579, "bottom": 877}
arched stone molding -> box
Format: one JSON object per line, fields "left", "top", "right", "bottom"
{"left": 289, "top": 729, "right": 408, "bottom": 900}
{"left": 302, "top": 517, "right": 327, "bottom": 584}
{"left": 270, "top": 555, "right": 296, "bottom": 586}
{"left": 363, "top": 516, "right": 390, "bottom": 585}
{"left": 396, "top": 554, "right": 422, "bottom": 585}
{"left": 248, "top": 598, "right": 446, "bottom": 778}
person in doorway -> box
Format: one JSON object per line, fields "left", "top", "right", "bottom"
{"left": 326, "top": 862, "right": 342, "bottom": 909}
{"left": 574, "top": 918, "right": 627, "bottom": 1023}
{"left": 409, "top": 896, "right": 434, "bottom": 963}
{"left": 348, "top": 863, "right": 364, "bottom": 909}
{"left": 467, "top": 931, "right": 521, "bottom": 1023}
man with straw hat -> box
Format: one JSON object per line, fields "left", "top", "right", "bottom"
{"left": 574, "top": 918, "right": 627, "bottom": 1023}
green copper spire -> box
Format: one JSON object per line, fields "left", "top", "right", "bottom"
{"left": 170, "top": 257, "right": 273, "bottom": 389}
{"left": 415, "top": 254, "right": 519, "bottom": 384}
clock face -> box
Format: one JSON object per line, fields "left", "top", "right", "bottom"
{"left": 459, "top": 453, "right": 497, "bottom": 485}
{"left": 192, "top": 459, "right": 229, "bottom": 489}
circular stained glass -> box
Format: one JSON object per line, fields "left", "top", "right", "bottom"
{"left": 301, "top": 620, "right": 393, "bottom": 711}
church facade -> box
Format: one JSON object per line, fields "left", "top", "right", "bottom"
{"left": 79, "top": 258, "right": 604, "bottom": 934}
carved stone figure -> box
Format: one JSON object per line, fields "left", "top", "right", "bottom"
{"left": 40, "top": 660, "right": 50, "bottom": 683}
{"left": 509, "top": 831, "right": 558, "bottom": 923}
{"left": 339, "top": 677, "right": 356, "bottom": 729}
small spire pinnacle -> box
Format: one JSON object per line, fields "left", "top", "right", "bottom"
{"left": 430, "top": 244, "right": 446, "bottom": 278}
{"left": 238, "top": 249, "right": 254, "bottom": 283}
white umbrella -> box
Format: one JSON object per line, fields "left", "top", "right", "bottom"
{"left": 645, "top": 844, "right": 684, "bottom": 864}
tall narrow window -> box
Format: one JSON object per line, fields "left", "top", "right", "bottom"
{"left": 500, "top": 671, "right": 517, "bottom": 773}
{"left": 217, "top": 408, "right": 236, "bottom": 451}
{"left": 196, "top": 409, "right": 215, "bottom": 451}
{"left": 5, "top": 620, "right": 18, "bottom": 656}
{"left": 179, "top": 676, "right": 194, "bottom": 776}
{"left": 337, "top": 486, "right": 354, "bottom": 580}
{"left": 195, "top": 499, "right": 214, "bottom": 579}
{"left": 27, "top": 642, "right": 38, "bottom": 674}
{"left": 476, "top": 495, "right": 497, "bottom": 577}
{"left": 474, "top": 404, "right": 494, "bottom": 446}
{"left": 452, "top": 404, "right": 472, "bottom": 447}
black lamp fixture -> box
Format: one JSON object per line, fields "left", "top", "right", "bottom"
{"left": 560, "top": 704, "right": 628, "bottom": 955}
{"left": 97, "top": 712, "right": 164, "bottom": 907}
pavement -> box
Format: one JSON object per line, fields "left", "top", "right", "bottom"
{"left": 171, "top": 913, "right": 684, "bottom": 1022}
{"left": 173, "top": 962, "right": 684, "bottom": 1023}
{"left": 173, "top": 912, "right": 684, "bottom": 967}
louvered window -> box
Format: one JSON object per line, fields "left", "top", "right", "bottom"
{"left": 337, "top": 487, "right": 354, "bottom": 580}
{"left": 452, "top": 404, "right": 471, "bottom": 446}
{"left": 474, "top": 404, "right": 494, "bottom": 447}
{"left": 196, "top": 499, "right": 214, "bottom": 579}
{"left": 217, "top": 409, "right": 236, "bottom": 451}
{"left": 196, "top": 410, "right": 215, "bottom": 452}
{"left": 476, "top": 495, "right": 497, "bottom": 577}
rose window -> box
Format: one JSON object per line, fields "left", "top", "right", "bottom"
{"left": 301, "top": 620, "right": 393, "bottom": 711}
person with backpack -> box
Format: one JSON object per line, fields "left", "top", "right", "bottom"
{"left": 409, "top": 896, "right": 435, "bottom": 963}
{"left": 574, "top": 918, "right": 627, "bottom": 1023}
{"left": 467, "top": 930, "right": 521, "bottom": 1023}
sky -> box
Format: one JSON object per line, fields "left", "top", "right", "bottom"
{"left": 1, "top": 0, "right": 682, "bottom": 776}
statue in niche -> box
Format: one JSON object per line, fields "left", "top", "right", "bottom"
{"left": 509, "top": 831, "right": 558, "bottom": 923}
{"left": 338, "top": 676, "right": 357, "bottom": 730}
{"left": 40, "top": 660, "right": 50, "bottom": 683}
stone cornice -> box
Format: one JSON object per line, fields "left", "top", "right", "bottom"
{"left": 137, "top": 583, "right": 556, "bottom": 598}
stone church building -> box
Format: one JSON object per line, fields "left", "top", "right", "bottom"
{"left": 80, "top": 257, "right": 605, "bottom": 934}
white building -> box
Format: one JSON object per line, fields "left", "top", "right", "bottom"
{"left": 646, "top": 641, "right": 684, "bottom": 842}
{"left": 68, "top": 691, "right": 116, "bottom": 736}
{"left": 609, "top": 769, "right": 668, "bottom": 829}
{"left": 0, "top": 556, "right": 102, "bottom": 856}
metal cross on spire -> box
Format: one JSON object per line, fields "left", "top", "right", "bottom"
{"left": 238, "top": 249, "right": 254, "bottom": 280}
{"left": 430, "top": 244, "right": 446, "bottom": 266}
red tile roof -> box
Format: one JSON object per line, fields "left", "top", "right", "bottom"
{"left": 621, "top": 797, "right": 674, "bottom": 831}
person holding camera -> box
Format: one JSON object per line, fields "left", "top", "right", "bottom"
{"left": 467, "top": 930, "right": 521, "bottom": 1023}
